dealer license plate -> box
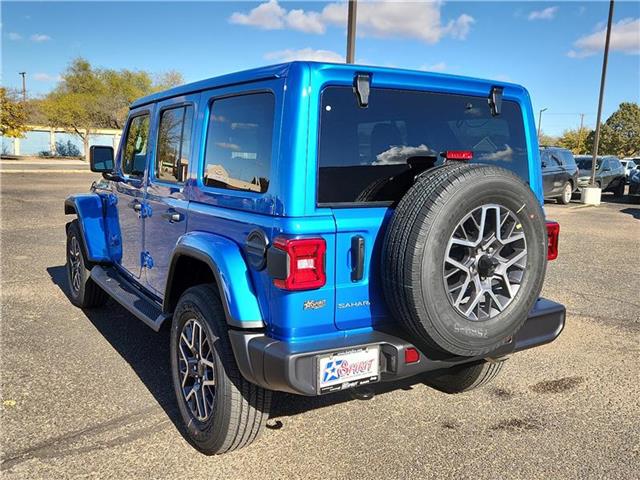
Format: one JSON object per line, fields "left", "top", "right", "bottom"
{"left": 317, "top": 346, "right": 380, "bottom": 394}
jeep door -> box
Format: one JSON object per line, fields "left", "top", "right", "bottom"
{"left": 144, "top": 96, "right": 198, "bottom": 296}
{"left": 114, "top": 109, "right": 154, "bottom": 278}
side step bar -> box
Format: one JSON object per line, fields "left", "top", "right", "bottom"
{"left": 90, "top": 266, "right": 170, "bottom": 332}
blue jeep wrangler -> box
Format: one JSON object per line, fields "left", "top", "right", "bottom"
{"left": 64, "top": 62, "right": 564, "bottom": 454}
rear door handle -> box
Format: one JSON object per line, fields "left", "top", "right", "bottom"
{"left": 161, "top": 209, "right": 183, "bottom": 223}
{"left": 351, "top": 235, "right": 365, "bottom": 282}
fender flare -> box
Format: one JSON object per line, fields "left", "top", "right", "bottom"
{"left": 64, "top": 194, "right": 111, "bottom": 263}
{"left": 165, "top": 232, "right": 265, "bottom": 329}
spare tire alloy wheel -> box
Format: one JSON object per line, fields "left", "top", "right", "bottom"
{"left": 178, "top": 318, "right": 216, "bottom": 421}
{"left": 382, "top": 164, "right": 547, "bottom": 357}
{"left": 444, "top": 204, "right": 527, "bottom": 321}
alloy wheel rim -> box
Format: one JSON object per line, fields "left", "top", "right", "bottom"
{"left": 564, "top": 184, "right": 572, "bottom": 203}
{"left": 68, "top": 236, "right": 82, "bottom": 295}
{"left": 443, "top": 203, "right": 527, "bottom": 321}
{"left": 178, "top": 318, "right": 216, "bottom": 421}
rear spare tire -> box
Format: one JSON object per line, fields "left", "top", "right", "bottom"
{"left": 382, "top": 163, "right": 547, "bottom": 357}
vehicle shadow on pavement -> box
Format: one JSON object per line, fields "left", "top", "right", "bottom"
{"left": 47, "top": 265, "right": 435, "bottom": 431}
{"left": 620, "top": 207, "right": 640, "bottom": 219}
{"left": 46, "top": 265, "right": 183, "bottom": 432}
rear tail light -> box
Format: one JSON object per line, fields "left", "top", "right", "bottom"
{"left": 271, "top": 237, "right": 326, "bottom": 291}
{"left": 546, "top": 221, "right": 560, "bottom": 260}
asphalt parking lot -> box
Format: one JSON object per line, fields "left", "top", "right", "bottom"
{"left": 1, "top": 162, "right": 639, "bottom": 479}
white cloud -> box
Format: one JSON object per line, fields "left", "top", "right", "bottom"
{"left": 285, "top": 9, "right": 326, "bottom": 34}
{"left": 8, "top": 32, "right": 22, "bottom": 41}
{"left": 568, "top": 17, "right": 640, "bottom": 58}
{"left": 420, "top": 62, "right": 447, "bottom": 72}
{"left": 265, "top": 48, "right": 344, "bottom": 63}
{"left": 33, "top": 73, "right": 62, "bottom": 82}
{"left": 30, "top": 33, "right": 51, "bottom": 42}
{"left": 528, "top": 6, "right": 558, "bottom": 21}
{"left": 230, "top": 0, "right": 475, "bottom": 43}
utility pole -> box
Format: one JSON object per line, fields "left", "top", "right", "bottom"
{"left": 537, "top": 108, "right": 547, "bottom": 139}
{"left": 590, "top": 0, "right": 614, "bottom": 187}
{"left": 578, "top": 113, "right": 585, "bottom": 153}
{"left": 346, "top": 0, "right": 357, "bottom": 64}
{"left": 18, "top": 72, "right": 27, "bottom": 102}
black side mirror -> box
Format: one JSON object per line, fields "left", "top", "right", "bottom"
{"left": 90, "top": 145, "right": 114, "bottom": 173}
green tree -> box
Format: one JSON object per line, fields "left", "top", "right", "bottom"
{"left": 593, "top": 102, "right": 640, "bottom": 157}
{"left": 557, "top": 128, "right": 593, "bottom": 154}
{"left": 537, "top": 131, "right": 558, "bottom": 147}
{"left": 0, "top": 88, "right": 28, "bottom": 138}
{"left": 42, "top": 58, "right": 183, "bottom": 160}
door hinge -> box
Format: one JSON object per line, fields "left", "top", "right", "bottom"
{"left": 141, "top": 251, "right": 154, "bottom": 269}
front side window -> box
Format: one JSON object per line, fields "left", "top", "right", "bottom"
{"left": 202, "top": 92, "right": 274, "bottom": 193}
{"left": 122, "top": 114, "right": 150, "bottom": 176}
{"left": 318, "top": 87, "right": 529, "bottom": 204}
{"left": 156, "top": 105, "right": 194, "bottom": 183}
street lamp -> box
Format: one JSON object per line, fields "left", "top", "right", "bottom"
{"left": 590, "top": 0, "right": 615, "bottom": 187}
{"left": 537, "top": 108, "right": 548, "bottom": 139}
{"left": 346, "top": 0, "right": 357, "bottom": 63}
{"left": 18, "top": 72, "right": 26, "bottom": 102}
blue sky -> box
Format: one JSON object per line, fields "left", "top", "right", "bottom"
{"left": 2, "top": 1, "right": 639, "bottom": 135}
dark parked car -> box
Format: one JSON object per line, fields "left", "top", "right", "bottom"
{"left": 629, "top": 167, "right": 640, "bottom": 203}
{"left": 575, "top": 155, "right": 626, "bottom": 197}
{"left": 621, "top": 158, "right": 639, "bottom": 183}
{"left": 540, "top": 147, "right": 578, "bottom": 204}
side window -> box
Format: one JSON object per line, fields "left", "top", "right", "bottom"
{"left": 122, "top": 114, "right": 150, "bottom": 177}
{"left": 203, "top": 92, "right": 274, "bottom": 193}
{"left": 156, "top": 106, "right": 194, "bottom": 183}
{"left": 563, "top": 151, "right": 575, "bottom": 166}
{"left": 550, "top": 153, "right": 562, "bottom": 167}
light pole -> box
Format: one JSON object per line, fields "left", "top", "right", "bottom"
{"left": 18, "top": 72, "right": 26, "bottom": 102}
{"left": 346, "top": 0, "right": 357, "bottom": 63}
{"left": 590, "top": 0, "right": 614, "bottom": 187}
{"left": 537, "top": 108, "right": 547, "bottom": 139}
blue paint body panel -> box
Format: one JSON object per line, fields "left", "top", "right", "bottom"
{"left": 172, "top": 232, "right": 263, "bottom": 325}
{"left": 66, "top": 61, "right": 544, "bottom": 344}
{"left": 64, "top": 194, "right": 110, "bottom": 262}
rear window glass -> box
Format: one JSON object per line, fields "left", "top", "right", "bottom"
{"left": 318, "top": 87, "right": 529, "bottom": 204}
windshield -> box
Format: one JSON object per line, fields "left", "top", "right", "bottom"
{"left": 576, "top": 157, "right": 600, "bottom": 171}
{"left": 317, "top": 87, "right": 529, "bottom": 204}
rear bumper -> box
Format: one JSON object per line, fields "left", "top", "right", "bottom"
{"left": 229, "top": 298, "right": 565, "bottom": 396}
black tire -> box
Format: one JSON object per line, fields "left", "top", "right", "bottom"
{"left": 382, "top": 163, "right": 547, "bottom": 357}
{"left": 170, "top": 284, "right": 271, "bottom": 455}
{"left": 65, "top": 220, "right": 109, "bottom": 308}
{"left": 355, "top": 177, "right": 388, "bottom": 202}
{"left": 557, "top": 181, "right": 573, "bottom": 205}
{"left": 425, "top": 360, "right": 505, "bottom": 394}
{"left": 614, "top": 180, "right": 625, "bottom": 198}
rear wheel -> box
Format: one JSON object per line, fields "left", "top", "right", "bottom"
{"left": 170, "top": 284, "right": 271, "bottom": 455}
{"left": 614, "top": 180, "right": 625, "bottom": 198}
{"left": 65, "top": 220, "right": 108, "bottom": 308}
{"left": 557, "top": 181, "right": 572, "bottom": 205}
{"left": 424, "top": 360, "right": 505, "bottom": 393}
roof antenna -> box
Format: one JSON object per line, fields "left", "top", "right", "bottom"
{"left": 488, "top": 86, "right": 503, "bottom": 116}
{"left": 354, "top": 73, "right": 370, "bottom": 108}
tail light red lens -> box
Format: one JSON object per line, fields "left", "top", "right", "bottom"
{"left": 404, "top": 347, "right": 420, "bottom": 364}
{"left": 546, "top": 221, "right": 560, "bottom": 261}
{"left": 272, "top": 237, "right": 326, "bottom": 291}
